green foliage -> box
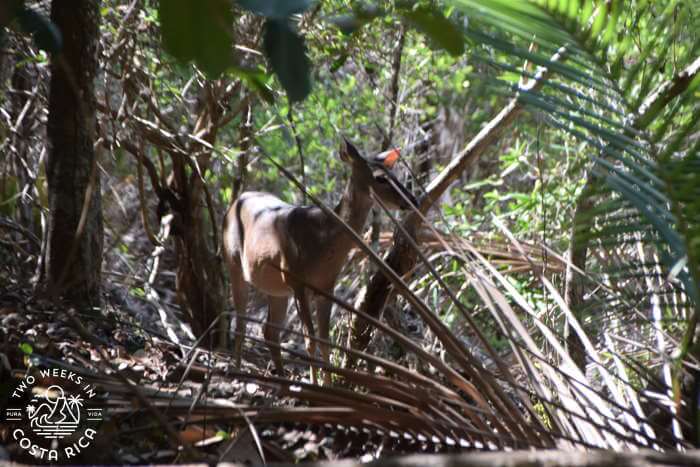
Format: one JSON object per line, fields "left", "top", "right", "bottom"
{"left": 237, "top": 0, "right": 314, "bottom": 19}
{"left": 156, "top": 0, "right": 465, "bottom": 103}
{"left": 441, "top": 6, "right": 700, "bottom": 428}
{"left": 19, "top": 342, "right": 33, "bottom": 355}
{"left": 329, "top": 14, "right": 373, "bottom": 35}
{"left": 159, "top": 0, "right": 233, "bottom": 77}
{"left": 263, "top": 19, "right": 312, "bottom": 103}
{"left": 1, "top": 1, "right": 62, "bottom": 54}
{"left": 157, "top": 0, "right": 314, "bottom": 100}
{"left": 228, "top": 66, "right": 275, "bottom": 104}
{"left": 400, "top": 5, "right": 464, "bottom": 56}
{"left": 15, "top": 5, "right": 62, "bottom": 53}
{"left": 449, "top": 0, "right": 700, "bottom": 306}
{"left": 328, "top": 5, "right": 385, "bottom": 35}
{"left": 328, "top": 3, "right": 465, "bottom": 56}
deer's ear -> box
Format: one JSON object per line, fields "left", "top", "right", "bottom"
{"left": 339, "top": 137, "right": 362, "bottom": 163}
{"left": 375, "top": 148, "right": 400, "bottom": 168}
{"left": 339, "top": 140, "right": 350, "bottom": 163}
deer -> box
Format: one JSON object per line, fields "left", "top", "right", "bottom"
{"left": 222, "top": 137, "right": 417, "bottom": 384}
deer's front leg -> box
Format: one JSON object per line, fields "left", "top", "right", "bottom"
{"left": 315, "top": 294, "right": 333, "bottom": 385}
{"left": 265, "top": 295, "right": 288, "bottom": 375}
{"left": 294, "top": 287, "right": 317, "bottom": 384}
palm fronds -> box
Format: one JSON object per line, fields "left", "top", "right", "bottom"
{"left": 437, "top": 0, "right": 700, "bottom": 448}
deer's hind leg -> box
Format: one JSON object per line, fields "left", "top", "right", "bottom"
{"left": 228, "top": 255, "right": 249, "bottom": 368}
{"left": 264, "top": 295, "right": 288, "bottom": 375}
{"left": 315, "top": 294, "right": 333, "bottom": 385}
{"left": 294, "top": 287, "right": 318, "bottom": 384}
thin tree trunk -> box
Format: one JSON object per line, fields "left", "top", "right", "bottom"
{"left": 173, "top": 85, "right": 226, "bottom": 345}
{"left": 563, "top": 181, "right": 595, "bottom": 371}
{"left": 171, "top": 153, "right": 225, "bottom": 344}
{"left": 364, "top": 25, "right": 407, "bottom": 349}
{"left": 385, "top": 25, "right": 405, "bottom": 148}
{"left": 43, "top": 0, "right": 103, "bottom": 308}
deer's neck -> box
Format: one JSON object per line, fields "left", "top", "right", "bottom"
{"left": 331, "top": 175, "right": 373, "bottom": 244}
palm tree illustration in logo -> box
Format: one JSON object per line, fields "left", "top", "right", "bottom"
{"left": 29, "top": 385, "right": 81, "bottom": 439}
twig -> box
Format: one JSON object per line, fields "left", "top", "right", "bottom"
{"left": 0, "top": 216, "right": 41, "bottom": 249}
{"left": 66, "top": 313, "right": 196, "bottom": 457}
{"left": 136, "top": 138, "right": 160, "bottom": 246}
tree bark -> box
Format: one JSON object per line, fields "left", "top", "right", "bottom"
{"left": 564, "top": 181, "right": 595, "bottom": 371}
{"left": 172, "top": 159, "right": 225, "bottom": 345}
{"left": 172, "top": 84, "right": 227, "bottom": 345}
{"left": 43, "top": 0, "right": 103, "bottom": 308}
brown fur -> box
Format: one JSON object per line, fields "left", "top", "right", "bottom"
{"left": 222, "top": 139, "right": 416, "bottom": 384}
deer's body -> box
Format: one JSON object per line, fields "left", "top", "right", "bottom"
{"left": 222, "top": 139, "right": 415, "bottom": 384}
{"left": 225, "top": 190, "right": 370, "bottom": 296}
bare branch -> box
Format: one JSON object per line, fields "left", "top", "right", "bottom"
{"left": 636, "top": 56, "right": 700, "bottom": 130}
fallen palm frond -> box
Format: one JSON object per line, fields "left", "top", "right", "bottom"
{"left": 348, "top": 229, "right": 566, "bottom": 275}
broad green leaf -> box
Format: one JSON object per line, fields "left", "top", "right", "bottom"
{"left": 602, "top": 0, "right": 620, "bottom": 45}
{"left": 16, "top": 6, "right": 62, "bottom": 54}
{"left": 236, "top": 0, "right": 313, "bottom": 19}
{"left": 263, "top": 19, "right": 311, "bottom": 103}
{"left": 160, "top": 0, "right": 196, "bottom": 61}
{"left": 159, "top": 0, "right": 233, "bottom": 78}
{"left": 581, "top": 0, "right": 594, "bottom": 22}
{"left": 401, "top": 7, "right": 464, "bottom": 57}
{"left": 328, "top": 15, "right": 366, "bottom": 35}
{"left": 567, "top": 0, "right": 580, "bottom": 19}
{"left": 328, "top": 6, "right": 385, "bottom": 35}
{"left": 193, "top": 0, "right": 234, "bottom": 77}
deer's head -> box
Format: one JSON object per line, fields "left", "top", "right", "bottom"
{"left": 339, "top": 137, "right": 417, "bottom": 210}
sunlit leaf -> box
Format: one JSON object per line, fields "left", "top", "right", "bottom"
{"left": 330, "top": 53, "right": 348, "bottom": 72}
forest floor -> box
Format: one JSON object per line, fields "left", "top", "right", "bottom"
{"left": 1, "top": 219, "right": 691, "bottom": 464}
{"left": 0, "top": 274, "right": 450, "bottom": 464}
